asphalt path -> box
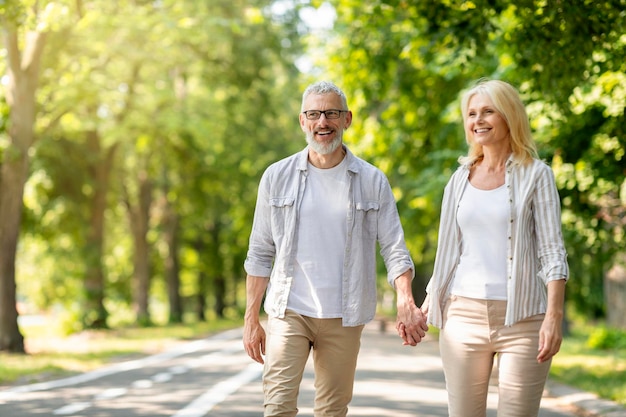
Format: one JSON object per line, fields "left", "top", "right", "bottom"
{"left": 0, "top": 321, "right": 619, "bottom": 417}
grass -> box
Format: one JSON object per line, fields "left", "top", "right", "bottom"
{"left": 550, "top": 323, "right": 626, "bottom": 406}
{"left": 1, "top": 315, "right": 624, "bottom": 408}
{"left": 0, "top": 315, "right": 244, "bottom": 387}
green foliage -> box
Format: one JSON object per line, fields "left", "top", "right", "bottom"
{"left": 13, "top": 0, "right": 305, "bottom": 332}
{"left": 320, "top": 0, "right": 626, "bottom": 316}
{"left": 551, "top": 322, "right": 626, "bottom": 405}
{"left": 0, "top": 0, "right": 26, "bottom": 25}
{"left": 587, "top": 326, "right": 626, "bottom": 350}
{"left": 4, "top": 0, "right": 625, "bottom": 339}
{"left": 0, "top": 93, "right": 7, "bottom": 133}
{"left": 56, "top": 305, "right": 88, "bottom": 336}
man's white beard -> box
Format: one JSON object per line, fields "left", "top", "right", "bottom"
{"left": 305, "top": 131, "right": 343, "bottom": 155}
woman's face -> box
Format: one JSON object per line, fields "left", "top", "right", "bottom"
{"left": 465, "top": 93, "right": 510, "bottom": 149}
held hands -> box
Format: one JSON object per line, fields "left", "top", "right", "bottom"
{"left": 396, "top": 303, "right": 429, "bottom": 346}
{"left": 243, "top": 320, "right": 266, "bottom": 364}
{"left": 393, "top": 273, "right": 429, "bottom": 346}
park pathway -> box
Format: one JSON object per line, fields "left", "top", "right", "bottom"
{"left": 1, "top": 320, "right": 624, "bottom": 416}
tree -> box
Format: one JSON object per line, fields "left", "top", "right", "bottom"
{"left": 316, "top": 0, "right": 625, "bottom": 317}
{"left": 15, "top": 0, "right": 305, "bottom": 332}
{"left": 123, "top": 170, "right": 153, "bottom": 325}
{"left": 0, "top": 0, "right": 49, "bottom": 352}
{"left": 146, "top": 0, "right": 304, "bottom": 320}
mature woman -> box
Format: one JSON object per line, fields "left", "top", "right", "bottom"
{"left": 420, "top": 79, "right": 569, "bottom": 417}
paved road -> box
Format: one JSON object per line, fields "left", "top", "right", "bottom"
{"left": 1, "top": 321, "right": 624, "bottom": 416}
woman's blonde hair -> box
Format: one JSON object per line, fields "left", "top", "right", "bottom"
{"left": 459, "top": 79, "right": 538, "bottom": 166}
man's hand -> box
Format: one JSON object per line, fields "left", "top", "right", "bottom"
{"left": 243, "top": 320, "right": 266, "bottom": 364}
{"left": 394, "top": 271, "right": 429, "bottom": 346}
{"left": 396, "top": 303, "right": 428, "bottom": 346}
{"left": 242, "top": 275, "right": 270, "bottom": 364}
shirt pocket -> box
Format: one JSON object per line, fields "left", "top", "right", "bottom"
{"left": 270, "top": 197, "right": 296, "bottom": 237}
{"left": 355, "top": 201, "right": 379, "bottom": 240}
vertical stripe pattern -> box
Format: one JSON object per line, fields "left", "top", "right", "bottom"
{"left": 427, "top": 157, "right": 569, "bottom": 328}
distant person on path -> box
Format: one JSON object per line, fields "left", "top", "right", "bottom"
{"left": 403, "top": 79, "right": 569, "bottom": 417}
{"left": 243, "top": 80, "right": 428, "bottom": 417}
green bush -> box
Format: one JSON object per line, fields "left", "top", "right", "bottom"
{"left": 586, "top": 326, "right": 626, "bottom": 350}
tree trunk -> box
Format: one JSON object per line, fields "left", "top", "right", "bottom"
{"left": 192, "top": 239, "right": 208, "bottom": 321}
{"left": 0, "top": 28, "right": 46, "bottom": 353}
{"left": 83, "top": 130, "right": 116, "bottom": 329}
{"left": 208, "top": 223, "right": 227, "bottom": 318}
{"left": 196, "top": 270, "right": 208, "bottom": 322}
{"left": 213, "top": 276, "right": 227, "bottom": 318}
{"left": 0, "top": 155, "right": 27, "bottom": 353}
{"left": 163, "top": 203, "right": 182, "bottom": 323}
{"left": 605, "top": 253, "right": 626, "bottom": 329}
{"left": 126, "top": 172, "right": 153, "bottom": 326}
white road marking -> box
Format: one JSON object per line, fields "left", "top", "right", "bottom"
{"left": 132, "top": 379, "right": 154, "bottom": 389}
{"left": 52, "top": 402, "right": 91, "bottom": 415}
{"left": 0, "top": 328, "right": 243, "bottom": 400}
{"left": 152, "top": 372, "right": 173, "bottom": 383}
{"left": 6, "top": 328, "right": 258, "bottom": 416}
{"left": 95, "top": 387, "right": 127, "bottom": 400}
{"left": 172, "top": 362, "right": 263, "bottom": 417}
{"left": 169, "top": 365, "right": 189, "bottom": 374}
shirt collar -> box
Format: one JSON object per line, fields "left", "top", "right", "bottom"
{"left": 297, "top": 145, "right": 359, "bottom": 174}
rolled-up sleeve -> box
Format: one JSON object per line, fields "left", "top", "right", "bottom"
{"left": 375, "top": 177, "right": 414, "bottom": 288}
{"left": 244, "top": 170, "right": 275, "bottom": 278}
{"left": 533, "top": 164, "right": 569, "bottom": 283}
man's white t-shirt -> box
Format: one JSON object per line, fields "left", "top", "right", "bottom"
{"left": 287, "top": 157, "right": 349, "bottom": 318}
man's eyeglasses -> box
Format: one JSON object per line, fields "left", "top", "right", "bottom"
{"left": 302, "top": 109, "right": 348, "bottom": 120}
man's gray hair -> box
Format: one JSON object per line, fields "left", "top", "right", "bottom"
{"left": 301, "top": 81, "right": 348, "bottom": 111}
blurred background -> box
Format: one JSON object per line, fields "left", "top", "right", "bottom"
{"left": 0, "top": 0, "right": 624, "bottom": 353}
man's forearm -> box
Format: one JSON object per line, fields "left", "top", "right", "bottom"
{"left": 245, "top": 274, "right": 270, "bottom": 321}
{"left": 394, "top": 269, "right": 415, "bottom": 303}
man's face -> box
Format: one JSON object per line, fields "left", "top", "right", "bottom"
{"left": 300, "top": 93, "right": 352, "bottom": 155}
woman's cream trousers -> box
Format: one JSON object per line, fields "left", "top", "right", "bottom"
{"left": 440, "top": 295, "right": 551, "bottom": 417}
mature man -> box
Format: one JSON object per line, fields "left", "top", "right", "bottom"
{"left": 243, "top": 80, "right": 427, "bottom": 417}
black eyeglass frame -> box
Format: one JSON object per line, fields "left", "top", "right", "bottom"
{"left": 301, "top": 109, "right": 349, "bottom": 120}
